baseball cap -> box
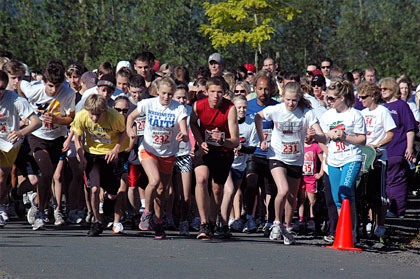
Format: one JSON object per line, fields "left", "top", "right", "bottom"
{"left": 208, "top": 53, "right": 223, "bottom": 64}
{"left": 97, "top": 73, "right": 116, "bottom": 89}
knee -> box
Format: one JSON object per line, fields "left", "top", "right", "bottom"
{"left": 147, "top": 177, "right": 161, "bottom": 189}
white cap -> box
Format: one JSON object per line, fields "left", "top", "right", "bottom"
{"left": 116, "top": 60, "right": 132, "bottom": 73}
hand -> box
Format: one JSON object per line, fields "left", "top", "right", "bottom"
{"left": 200, "top": 142, "right": 209, "bottom": 154}
{"left": 307, "top": 127, "right": 316, "bottom": 137}
{"left": 211, "top": 128, "right": 223, "bottom": 144}
{"left": 7, "top": 130, "right": 23, "bottom": 143}
{"left": 176, "top": 132, "right": 188, "bottom": 142}
{"left": 260, "top": 140, "right": 268, "bottom": 151}
{"left": 105, "top": 149, "right": 119, "bottom": 163}
{"left": 314, "top": 173, "right": 322, "bottom": 180}
{"left": 127, "top": 126, "right": 136, "bottom": 138}
{"left": 405, "top": 147, "right": 415, "bottom": 161}
{"left": 62, "top": 138, "right": 71, "bottom": 152}
{"left": 43, "top": 112, "right": 53, "bottom": 123}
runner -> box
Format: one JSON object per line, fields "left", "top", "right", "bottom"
{"left": 0, "top": 70, "right": 41, "bottom": 227}
{"left": 255, "top": 81, "right": 325, "bottom": 245}
{"left": 190, "top": 76, "right": 239, "bottom": 239}
{"left": 126, "top": 76, "right": 188, "bottom": 239}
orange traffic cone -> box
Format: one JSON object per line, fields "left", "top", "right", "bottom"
{"left": 326, "top": 198, "right": 362, "bottom": 252}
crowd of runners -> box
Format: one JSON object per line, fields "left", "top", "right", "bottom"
{"left": 0, "top": 51, "right": 419, "bottom": 245}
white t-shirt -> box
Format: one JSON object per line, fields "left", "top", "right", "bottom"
{"left": 232, "top": 115, "right": 257, "bottom": 171}
{"left": 75, "top": 86, "right": 123, "bottom": 112}
{"left": 262, "top": 103, "right": 317, "bottom": 166}
{"left": 21, "top": 80, "right": 75, "bottom": 140}
{"left": 320, "top": 107, "right": 366, "bottom": 167}
{"left": 0, "top": 90, "right": 34, "bottom": 142}
{"left": 304, "top": 93, "right": 327, "bottom": 121}
{"left": 361, "top": 105, "right": 396, "bottom": 161}
{"left": 176, "top": 105, "right": 192, "bottom": 157}
{"left": 138, "top": 98, "right": 187, "bottom": 157}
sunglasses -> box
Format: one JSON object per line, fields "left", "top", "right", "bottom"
{"left": 247, "top": 72, "right": 254, "bottom": 76}
{"left": 321, "top": 66, "right": 330, "bottom": 69}
{"left": 234, "top": 89, "right": 246, "bottom": 94}
{"left": 326, "top": 96, "right": 337, "bottom": 102}
{"left": 311, "top": 83, "right": 323, "bottom": 87}
{"left": 115, "top": 108, "right": 129, "bottom": 113}
{"left": 380, "top": 87, "right": 389, "bottom": 91}
{"left": 358, "top": 95, "right": 370, "bottom": 100}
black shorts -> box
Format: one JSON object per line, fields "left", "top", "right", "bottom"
{"left": 269, "top": 159, "right": 303, "bottom": 179}
{"left": 246, "top": 154, "right": 276, "bottom": 195}
{"left": 193, "top": 149, "right": 234, "bottom": 185}
{"left": 27, "top": 134, "right": 65, "bottom": 166}
{"left": 14, "top": 138, "right": 40, "bottom": 176}
{"left": 85, "top": 152, "right": 127, "bottom": 195}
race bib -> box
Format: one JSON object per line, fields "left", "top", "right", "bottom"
{"left": 302, "top": 160, "right": 314, "bottom": 175}
{"left": 262, "top": 129, "right": 272, "bottom": 147}
{"left": 135, "top": 116, "right": 146, "bottom": 136}
{"left": 205, "top": 130, "right": 225, "bottom": 146}
{"left": 281, "top": 141, "right": 301, "bottom": 157}
{"left": 152, "top": 130, "right": 171, "bottom": 146}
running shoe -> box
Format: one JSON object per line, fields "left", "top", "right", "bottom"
{"left": 190, "top": 216, "right": 201, "bottom": 231}
{"left": 165, "top": 216, "right": 176, "bottom": 230}
{"left": 197, "top": 223, "right": 211, "bottom": 239}
{"left": 32, "top": 211, "right": 45, "bottom": 231}
{"left": 307, "top": 219, "right": 316, "bottom": 231}
{"left": 139, "top": 211, "right": 153, "bottom": 231}
{"left": 324, "top": 235, "right": 335, "bottom": 244}
{"left": 366, "top": 222, "right": 373, "bottom": 235}
{"left": 179, "top": 220, "right": 189, "bottom": 236}
{"left": 281, "top": 225, "right": 296, "bottom": 245}
{"left": 0, "top": 204, "right": 9, "bottom": 222}
{"left": 27, "top": 192, "right": 38, "bottom": 225}
{"left": 112, "top": 222, "right": 124, "bottom": 234}
{"left": 68, "top": 210, "right": 83, "bottom": 224}
{"left": 386, "top": 210, "right": 398, "bottom": 218}
{"left": 374, "top": 225, "right": 386, "bottom": 238}
{"left": 85, "top": 211, "right": 94, "bottom": 224}
{"left": 269, "top": 223, "right": 281, "bottom": 240}
{"left": 54, "top": 209, "right": 65, "bottom": 226}
{"left": 242, "top": 216, "right": 257, "bottom": 233}
{"left": 292, "top": 220, "right": 304, "bottom": 232}
{"left": 230, "top": 219, "right": 244, "bottom": 232}
{"left": 87, "top": 222, "right": 104, "bottom": 237}
{"left": 217, "top": 225, "right": 232, "bottom": 239}
{"left": 0, "top": 215, "right": 5, "bottom": 228}
{"left": 154, "top": 223, "right": 166, "bottom": 239}
{"left": 262, "top": 221, "right": 273, "bottom": 238}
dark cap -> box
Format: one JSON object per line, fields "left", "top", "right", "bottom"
{"left": 97, "top": 73, "right": 116, "bottom": 89}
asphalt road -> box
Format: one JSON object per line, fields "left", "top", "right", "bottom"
{"left": 1, "top": 221, "right": 419, "bottom": 279}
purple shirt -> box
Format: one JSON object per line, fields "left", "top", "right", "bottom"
{"left": 383, "top": 99, "right": 417, "bottom": 157}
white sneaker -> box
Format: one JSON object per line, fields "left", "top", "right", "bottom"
{"left": 0, "top": 215, "right": 5, "bottom": 227}
{"left": 374, "top": 225, "right": 386, "bottom": 238}
{"left": 269, "top": 223, "right": 281, "bottom": 240}
{"left": 32, "top": 211, "right": 45, "bottom": 230}
{"left": 366, "top": 222, "right": 373, "bottom": 234}
{"left": 281, "top": 225, "right": 295, "bottom": 245}
{"left": 179, "top": 220, "right": 189, "bottom": 236}
{"left": 27, "top": 193, "right": 38, "bottom": 225}
{"left": 54, "top": 209, "right": 65, "bottom": 226}
{"left": 112, "top": 222, "right": 124, "bottom": 234}
{"left": 0, "top": 204, "right": 9, "bottom": 222}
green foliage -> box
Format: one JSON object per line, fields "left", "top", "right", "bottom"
{"left": 1, "top": 0, "right": 420, "bottom": 81}
{"left": 200, "top": 0, "right": 299, "bottom": 49}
